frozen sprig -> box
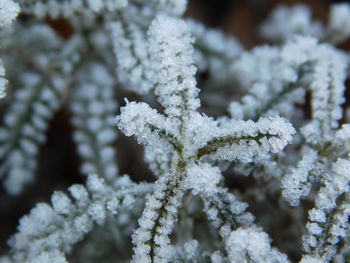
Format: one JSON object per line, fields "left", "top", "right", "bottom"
{"left": 0, "top": 73, "right": 63, "bottom": 194}
{"left": 197, "top": 117, "right": 295, "bottom": 163}
{"left": 0, "top": 27, "right": 84, "bottom": 195}
{"left": 147, "top": 15, "right": 199, "bottom": 118}
{"left": 230, "top": 36, "right": 348, "bottom": 149}
{"left": 132, "top": 174, "right": 185, "bottom": 263}
{"left": 117, "top": 101, "right": 179, "bottom": 151}
{"left": 282, "top": 121, "right": 350, "bottom": 207}
{"left": 6, "top": 174, "right": 153, "bottom": 263}
{"left": 71, "top": 64, "right": 119, "bottom": 183}
{"left": 302, "top": 159, "right": 350, "bottom": 262}
{"left": 307, "top": 45, "right": 348, "bottom": 141}
{"left": 109, "top": 15, "right": 152, "bottom": 94}
{"left": 228, "top": 45, "right": 305, "bottom": 121}
{"left": 202, "top": 187, "right": 254, "bottom": 240}
{"left": 2, "top": 1, "right": 349, "bottom": 262}
{"left": 281, "top": 146, "right": 318, "bottom": 206}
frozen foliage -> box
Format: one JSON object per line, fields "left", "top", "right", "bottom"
{"left": 71, "top": 64, "right": 119, "bottom": 183}
{"left": 117, "top": 15, "right": 294, "bottom": 263}
{"left": 109, "top": 16, "right": 152, "bottom": 94}
{"left": 147, "top": 15, "right": 200, "bottom": 118}
{"left": 0, "top": 27, "right": 82, "bottom": 194}
{"left": 302, "top": 159, "right": 350, "bottom": 261}
{"left": 6, "top": 174, "right": 153, "bottom": 262}
{"left": 229, "top": 36, "right": 348, "bottom": 126}
{"left": 281, "top": 146, "right": 318, "bottom": 206}
{"left": 0, "top": 73, "right": 64, "bottom": 194}
{"left": 1, "top": 1, "right": 350, "bottom": 263}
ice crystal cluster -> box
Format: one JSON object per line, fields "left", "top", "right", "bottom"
{"left": 0, "top": 1, "right": 350, "bottom": 263}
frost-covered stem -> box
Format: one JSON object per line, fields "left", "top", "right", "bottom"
{"left": 197, "top": 134, "right": 272, "bottom": 159}
{"left": 0, "top": 35, "right": 85, "bottom": 194}
{"left": 302, "top": 158, "right": 350, "bottom": 262}
{"left": 310, "top": 55, "right": 346, "bottom": 142}
{"left": 0, "top": 76, "right": 62, "bottom": 194}
{"left": 147, "top": 15, "right": 200, "bottom": 120}
{"left": 318, "top": 194, "right": 349, "bottom": 258}
{"left": 7, "top": 174, "right": 153, "bottom": 262}
{"left": 305, "top": 193, "right": 350, "bottom": 261}
{"left": 201, "top": 188, "right": 255, "bottom": 259}
{"left": 133, "top": 155, "right": 186, "bottom": 263}
{"left": 196, "top": 116, "right": 295, "bottom": 162}
{"left": 109, "top": 11, "right": 152, "bottom": 94}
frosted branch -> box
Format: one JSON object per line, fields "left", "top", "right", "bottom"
{"left": 281, "top": 146, "right": 319, "bottom": 206}
{"left": 148, "top": 15, "right": 200, "bottom": 118}
{"left": 302, "top": 158, "right": 350, "bottom": 262}
{"left": 197, "top": 117, "right": 295, "bottom": 163}
{"left": 109, "top": 15, "right": 152, "bottom": 94}
{"left": 71, "top": 64, "right": 119, "bottom": 183}
{"left": 132, "top": 173, "right": 185, "bottom": 263}
{"left": 116, "top": 101, "right": 181, "bottom": 152}
{"left": 6, "top": 174, "right": 153, "bottom": 263}
{"left": 0, "top": 28, "right": 84, "bottom": 194}
{"left": 202, "top": 187, "right": 254, "bottom": 240}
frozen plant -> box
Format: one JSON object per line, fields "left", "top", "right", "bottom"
{"left": 0, "top": 1, "right": 350, "bottom": 263}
